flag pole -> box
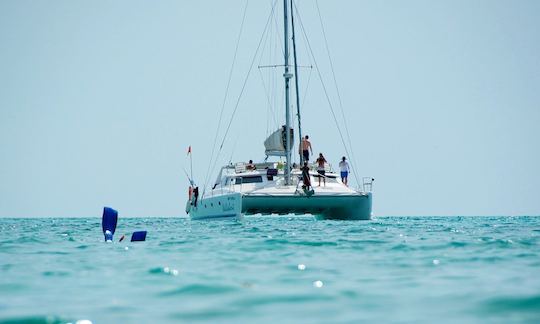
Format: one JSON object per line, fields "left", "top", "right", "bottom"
{"left": 188, "top": 145, "right": 193, "bottom": 185}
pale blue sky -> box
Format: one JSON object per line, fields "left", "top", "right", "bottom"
{"left": 1, "top": 0, "right": 539, "bottom": 217}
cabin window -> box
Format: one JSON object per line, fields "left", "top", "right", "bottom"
{"left": 235, "top": 176, "right": 263, "bottom": 184}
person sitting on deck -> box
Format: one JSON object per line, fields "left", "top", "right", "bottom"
{"left": 246, "top": 160, "right": 256, "bottom": 170}
{"left": 315, "top": 153, "right": 327, "bottom": 186}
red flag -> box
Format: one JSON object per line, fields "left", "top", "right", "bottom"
{"left": 187, "top": 146, "right": 191, "bottom": 155}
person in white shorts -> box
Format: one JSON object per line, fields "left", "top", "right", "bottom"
{"left": 316, "top": 153, "right": 327, "bottom": 186}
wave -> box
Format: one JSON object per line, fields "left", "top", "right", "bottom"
{"left": 0, "top": 315, "right": 73, "bottom": 324}
{"left": 481, "top": 294, "right": 540, "bottom": 315}
{"left": 158, "top": 284, "right": 239, "bottom": 296}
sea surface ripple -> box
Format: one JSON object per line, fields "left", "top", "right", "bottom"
{"left": 1, "top": 216, "right": 539, "bottom": 323}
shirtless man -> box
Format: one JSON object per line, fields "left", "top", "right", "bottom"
{"left": 246, "top": 159, "right": 256, "bottom": 171}
{"left": 299, "top": 135, "right": 313, "bottom": 163}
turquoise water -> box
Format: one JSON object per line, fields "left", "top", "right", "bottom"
{"left": 1, "top": 216, "right": 539, "bottom": 323}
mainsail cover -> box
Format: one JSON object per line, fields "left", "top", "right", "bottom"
{"left": 264, "top": 126, "right": 294, "bottom": 156}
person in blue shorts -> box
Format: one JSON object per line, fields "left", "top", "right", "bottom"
{"left": 339, "top": 156, "right": 350, "bottom": 186}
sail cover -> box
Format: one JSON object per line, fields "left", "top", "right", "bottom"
{"left": 264, "top": 126, "right": 294, "bottom": 156}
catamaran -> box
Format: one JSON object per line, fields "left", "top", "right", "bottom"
{"left": 186, "top": 0, "right": 373, "bottom": 220}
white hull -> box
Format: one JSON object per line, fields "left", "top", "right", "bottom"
{"left": 187, "top": 192, "right": 242, "bottom": 220}
{"left": 188, "top": 167, "right": 373, "bottom": 221}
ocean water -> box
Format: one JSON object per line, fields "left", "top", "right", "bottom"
{"left": 1, "top": 216, "right": 539, "bottom": 324}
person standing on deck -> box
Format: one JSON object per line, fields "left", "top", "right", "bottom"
{"left": 301, "top": 161, "right": 311, "bottom": 190}
{"left": 315, "top": 153, "right": 327, "bottom": 186}
{"left": 299, "top": 135, "right": 313, "bottom": 162}
{"left": 339, "top": 156, "right": 350, "bottom": 186}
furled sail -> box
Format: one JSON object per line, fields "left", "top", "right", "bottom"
{"left": 264, "top": 126, "right": 294, "bottom": 156}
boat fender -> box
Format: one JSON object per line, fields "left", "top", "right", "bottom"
{"left": 102, "top": 207, "right": 118, "bottom": 242}
{"left": 188, "top": 186, "right": 193, "bottom": 200}
{"left": 131, "top": 231, "right": 147, "bottom": 242}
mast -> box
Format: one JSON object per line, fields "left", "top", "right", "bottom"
{"left": 283, "top": 0, "right": 292, "bottom": 185}
{"left": 290, "top": 0, "right": 303, "bottom": 165}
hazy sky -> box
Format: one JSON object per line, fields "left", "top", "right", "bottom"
{"left": 1, "top": 0, "right": 539, "bottom": 217}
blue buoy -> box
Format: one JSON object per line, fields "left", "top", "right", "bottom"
{"left": 102, "top": 207, "right": 118, "bottom": 242}
{"left": 131, "top": 231, "right": 147, "bottom": 242}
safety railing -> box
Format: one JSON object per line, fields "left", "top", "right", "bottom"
{"left": 362, "top": 177, "right": 374, "bottom": 192}
{"left": 228, "top": 177, "right": 242, "bottom": 192}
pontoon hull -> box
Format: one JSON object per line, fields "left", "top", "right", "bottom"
{"left": 242, "top": 192, "right": 372, "bottom": 220}
{"left": 189, "top": 192, "right": 372, "bottom": 221}
{"left": 188, "top": 192, "right": 243, "bottom": 220}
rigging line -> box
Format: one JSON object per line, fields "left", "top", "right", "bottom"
{"left": 203, "top": 0, "right": 249, "bottom": 192}
{"left": 294, "top": 2, "right": 313, "bottom": 130}
{"left": 264, "top": 6, "right": 272, "bottom": 137}
{"left": 293, "top": 2, "right": 357, "bottom": 185}
{"left": 218, "top": 0, "right": 277, "bottom": 151}
{"left": 227, "top": 132, "right": 242, "bottom": 164}
{"left": 271, "top": 0, "right": 286, "bottom": 63}
{"left": 290, "top": 0, "right": 303, "bottom": 164}
{"left": 272, "top": 13, "right": 282, "bottom": 130}
{"left": 257, "top": 68, "right": 278, "bottom": 126}
{"left": 259, "top": 17, "right": 274, "bottom": 138}
{"left": 258, "top": 8, "right": 273, "bottom": 67}
{"left": 301, "top": 66, "right": 312, "bottom": 108}
{"left": 269, "top": 11, "right": 278, "bottom": 131}
{"left": 315, "top": 0, "right": 361, "bottom": 187}
{"left": 258, "top": 64, "right": 313, "bottom": 68}
{"left": 206, "top": 0, "right": 279, "bottom": 191}
{"left": 272, "top": 19, "right": 280, "bottom": 131}
{"left": 263, "top": 67, "right": 269, "bottom": 136}
{"left": 256, "top": 8, "right": 278, "bottom": 131}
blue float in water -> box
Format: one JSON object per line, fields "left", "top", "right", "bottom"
{"left": 102, "top": 207, "right": 118, "bottom": 242}
{"left": 131, "top": 231, "right": 147, "bottom": 242}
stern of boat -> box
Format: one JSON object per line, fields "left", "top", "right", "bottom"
{"left": 316, "top": 191, "right": 372, "bottom": 220}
